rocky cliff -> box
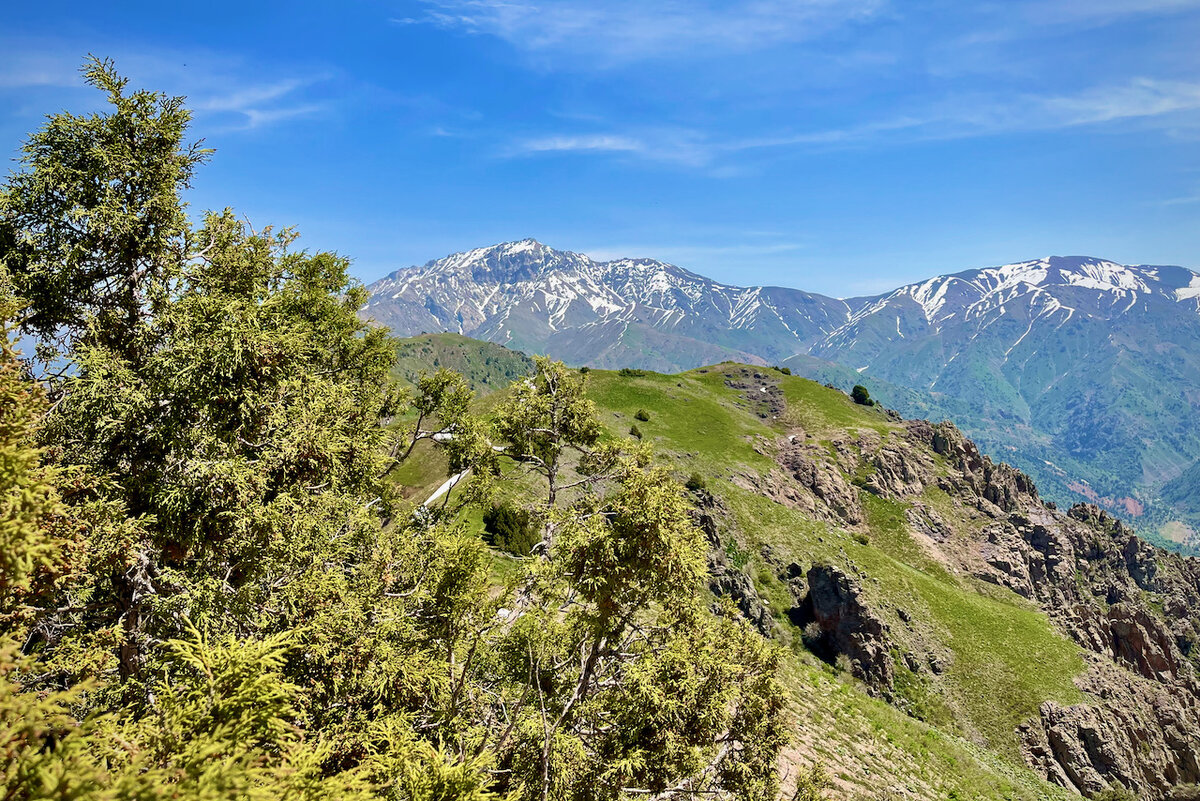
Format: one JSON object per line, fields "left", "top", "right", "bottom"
{"left": 707, "top": 370, "right": 1200, "bottom": 798}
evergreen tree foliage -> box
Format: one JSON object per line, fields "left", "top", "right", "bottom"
{"left": 482, "top": 502, "right": 538, "bottom": 555}
{"left": 484, "top": 359, "right": 787, "bottom": 800}
{"left": 0, "top": 61, "right": 785, "bottom": 801}
{"left": 0, "top": 57, "right": 210, "bottom": 362}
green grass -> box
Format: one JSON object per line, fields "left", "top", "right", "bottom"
{"left": 776, "top": 372, "right": 898, "bottom": 437}
{"left": 584, "top": 367, "right": 774, "bottom": 474}
{"left": 391, "top": 332, "right": 534, "bottom": 394}
{"left": 721, "top": 482, "right": 1085, "bottom": 760}
{"left": 860, "top": 492, "right": 952, "bottom": 579}
{"left": 388, "top": 359, "right": 1091, "bottom": 796}
{"left": 386, "top": 439, "right": 451, "bottom": 502}
{"left": 778, "top": 654, "right": 1077, "bottom": 801}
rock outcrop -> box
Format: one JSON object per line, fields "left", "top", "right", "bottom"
{"left": 797, "top": 563, "right": 894, "bottom": 691}
{"left": 777, "top": 440, "right": 863, "bottom": 525}
{"left": 759, "top": 414, "right": 1200, "bottom": 798}
{"left": 692, "top": 489, "right": 776, "bottom": 637}
{"left": 1020, "top": 662, "right": 1200, "bottom": 798}
{"left": 864, "top": 444, "right": 934, "bottom": 498}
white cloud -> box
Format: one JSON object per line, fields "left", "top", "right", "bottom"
{"left": 409, "top": 0, "right": 886, "bottom": 61}
{"left": 0, "top": 52, "right": 82, "bottom": 88}
{"left": 519, "top": 134, "right": 644, "bottom": 154}
{"left": 0, "top": 42, "right": 331, "bottom": 132}
{"left": 1159, "top": 193, "right": 1200, "bottom": 206}
{"left": 192, "top": 77, "right": 329, "bottom": 130}
{"left": 505, "top": 77, "right": 1200, "bottom": 168}
{"left": 512, "top": 128, "right": 717, "bottom": 165}
{"left": 1036, "top": 79, "right": 1200, "bottom": 126}
{"left": 1022, "top": 0, "right": 1200, "bottom": 25}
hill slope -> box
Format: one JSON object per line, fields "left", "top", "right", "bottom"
{"left": 808, "top": 257, "right": 1200, "bottom": 547}
{"left": 362, "top": 243, "right": 1200, "bottom": 549}
{"left": 390, "top": 332, "right": 534, "bottom": 394}
{"left": 411, "top": 362, "right": 1200, "bottom": 799}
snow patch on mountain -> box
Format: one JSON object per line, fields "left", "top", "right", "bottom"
{"left": 1177, "top": 275, "right": 1200, "bottom": 301}
{"left": 362, "top": 242, "right": 1200, "bottom": 376}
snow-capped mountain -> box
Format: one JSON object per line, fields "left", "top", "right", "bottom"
{"left": 362, "top": 239, "right": 851, "bottom": 370}
{"left": 364, "top": 245, "right": 1200, "bottom": 376}
{"left": 362, "top": 243, "right": 1200, "bottom": 544}
{"left": 799, "top": 256, "right": 1200, "bottom": 530}
{"left": 824, "top": 256, "right": 1200, "bottom": 351}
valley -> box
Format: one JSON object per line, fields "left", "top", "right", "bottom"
{"left": 363, "top": 242, "right": 1200, "bottom": 554}
{"left": 389, "top": 345, "right": 1200, "bottom": 799}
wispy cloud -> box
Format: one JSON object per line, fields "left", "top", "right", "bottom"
{"left": 1021, "top": 0, "right": 1200, "bottom": 25}
{"left": 1036, "top": 79, "right": 1200, "bottom": 126}
{"left": 504, "top": 77, "right": 1200, "bottom": 168}
{"left": 0, "top": 52, "right": 82, "bottom": 89}
{"left": 1158, "top": 193, "right": 1200, "bottom": 206}
{"left": 404, "top": 0, "right": 885, "bottom": 62}
{"left": 0, "top": 42, "right": 332, "bottom": 133}
{"left": 519, "top": 134, "right": 644, "bottom": 155}
{"left": 512, "top": 129, "right": 715, "bottom": 166}
{"left": 192, "top": 77, "right": 329, "bottom": 130}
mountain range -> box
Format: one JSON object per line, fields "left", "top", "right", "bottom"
{"left": 360, "top": 240, "right": 1200, "bottom": 549}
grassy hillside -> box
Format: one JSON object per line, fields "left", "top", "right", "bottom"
{"left": 402, "top": 362, "right": 1098, "bottom": 800}
{"left": 585, "top": 367, "right": 1084, "bottom": 757}
{"left": 391, "top": 332, "right": 534, "bottom": 393}
{"left": 785, "top": 352, "right": 1200, "bottom": 556}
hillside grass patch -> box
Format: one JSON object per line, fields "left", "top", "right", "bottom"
{"left": 776, "top": 373, "right": 897, "bottom": 437}
{"left": 723, "top": 483, "right": 1084, "bottom": 760}
{"left": 585, "top": 368, "right": 774, "bottom": 473}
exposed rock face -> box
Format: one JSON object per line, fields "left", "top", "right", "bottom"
{"left": 1105, "top": 604, "right": 1180, "bottom": 681}
{"left": 692, "top": 490, "right": 776, "bottom": 637}
{"left": 799, "top": 564, "right": 894, "bottom": 691}
{"left": 910, "top": 420, "right": 1039, "bottom": 512}
{"left": 864, "top": 444, "right": 933, "bottom": 498}
{"left": 944, "top": 493, "right": 1200, "bottom": 797}
{"left": 1020, "top": 662, "right": 1200, "bottom": 798}
{"left": 760, "top": 414, "right": 1200, "bottom": 798}
{"left": 778, "top": 440, "right": 863, "bottom": 525}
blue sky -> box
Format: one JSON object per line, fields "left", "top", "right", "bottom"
{"left": 3, "top": 1, "right": 1200, "bottom": 296}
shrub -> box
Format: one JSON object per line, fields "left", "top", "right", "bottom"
{"left": 1092, "top": 787, "right": 1139, "bottom": 801}
{"left": 773, "top": 365, "right": 792, "bottom": 375}
{"left": 482, "top": 503, "right": 539, "bottom": 556}
{"left": 792, "top": 763, "right": 831, "bottom": 801}
{"left": 618, "top": 367, "right": 646, "bottom": 377}
{"left": 851, "top": 384, "right": 873, "bottom": 406}
{"left": 579, "top": 366, "right": 590, "bottom": 374}
{"left": 634, "top": 408, "right": 650, "bottom": 421}
{"left": 685, "top": 473, "right": 706, "bottom": 492}
{"left": 629, "top": 424, "right": 643, "bottom": 440}
{"left": 852, "top": 532, "right": 870, "bottom": 546}
{"left": 724, "top": 539, "right": 750, "bottom": 569}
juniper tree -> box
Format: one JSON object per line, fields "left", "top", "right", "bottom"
{"left": 0, "top": 60, "right": 785, "bottom": 801}
{"left": 488, "top": 358, "right": 787, "bottom": 801}
{"left": 0, "top": 57, "right": 209, "bottom": 365}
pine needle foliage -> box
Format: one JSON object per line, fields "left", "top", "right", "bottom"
{"left": 0, "top": 60, "right": 786, "bottom": 801}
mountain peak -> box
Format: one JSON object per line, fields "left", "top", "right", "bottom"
{"left": 493, "top": 237, "right": 549, "bottom": 255}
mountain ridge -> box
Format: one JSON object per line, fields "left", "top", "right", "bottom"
{"left": 363, "top": 240, "right": 1200, "bottom": 548}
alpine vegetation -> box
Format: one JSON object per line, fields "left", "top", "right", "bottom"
{"left": 0, "top": 60, "right": 784, "bottom": 801}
